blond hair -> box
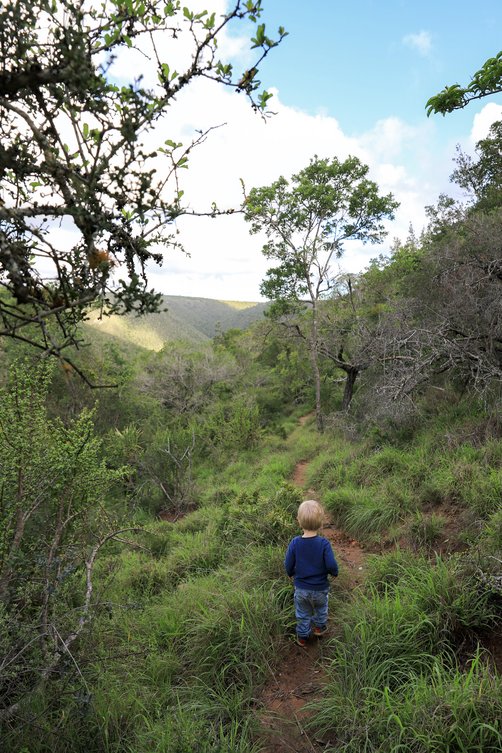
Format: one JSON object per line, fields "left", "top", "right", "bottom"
{"left": 297, "top": 499, "right": 324, "bottom": 531}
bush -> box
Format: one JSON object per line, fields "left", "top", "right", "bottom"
{"left": 106, "top": 529, "right": 226, "bottom": 600}
{"left": 364, "top": 549, "right": 423, "bottom": 591}
{"left": 218, "top": 485, "right": 300, "bottom": 546}
{"left": 323, "top": 486, "right": 357, "bottom": 523}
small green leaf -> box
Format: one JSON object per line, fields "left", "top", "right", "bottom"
{"left": 204, "top": 12, "right": 215, "bottom": 29}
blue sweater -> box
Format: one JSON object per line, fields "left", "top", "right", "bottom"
{"left": 284, "top": 535, "right": 339, "bottom": 591}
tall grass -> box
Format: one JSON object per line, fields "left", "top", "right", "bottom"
{"left": 5, "top": 396, "right": 501, "bottom": 753}
{"left": 311, "top": 549, "right": 502, "bottom": 752}
{"left": 313, "top": 651, "right": 502, "bottom": 753}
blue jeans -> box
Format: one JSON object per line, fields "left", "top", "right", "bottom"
{"left": 294, "top": 588, "right": 329, "bottom": 638}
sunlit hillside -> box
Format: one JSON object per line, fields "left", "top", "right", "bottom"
{"left": 85, "top": 295, "right": 269, "bottom": 350}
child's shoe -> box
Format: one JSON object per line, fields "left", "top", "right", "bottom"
{"left": 296, "top": 635, "right": 309, "bottom": 647}
{"left": 313, "top": 625, "right": 327, "bottom": 637}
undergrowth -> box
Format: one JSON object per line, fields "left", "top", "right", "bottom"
{"left": 4, "top": 404, "right": 501, "bottom": 753}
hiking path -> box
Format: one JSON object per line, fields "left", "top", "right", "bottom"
{"left": 257, "top": 416, "right": 367, "bottom": 753}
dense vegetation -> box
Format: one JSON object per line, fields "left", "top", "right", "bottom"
{"left": 85, "top": 296, "right": 270, "bottom": 349}
{"left": 0, "top": 115, "right": 501, "bottom": 752}
{"left": 0, "top": 7, "right": 502, "bottom": 753}
{"left": 0, "top": 0, "right": 285, "bottom": 366}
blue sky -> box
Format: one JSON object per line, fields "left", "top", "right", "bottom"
{"left": 256, "top": 0, "right": 502, "bottom": 134}
{"left": 110, "top": 0, "right": 502, "bottom": 300}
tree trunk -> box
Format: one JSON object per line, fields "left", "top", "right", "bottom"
{"left": 341, "top": 367, "right": 358, "bottom": 411}
{"left": 310, "top": 302, "right": 324, "bottom": 432}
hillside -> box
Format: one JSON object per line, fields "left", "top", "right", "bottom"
{"left": 85, "top": 295, "right": 269, "bottom": 350}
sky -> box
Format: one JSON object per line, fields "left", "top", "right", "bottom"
{"left": 94, "top": 1, "right": 502, "bottom": 301}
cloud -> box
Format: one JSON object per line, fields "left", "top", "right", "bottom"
{"left": 31, "top": 70, "right": 452, "bottom": 301}
{"left": 29, "top": 7, "right": 472, "bottom": 303}
{"left": 470, "top": 102, "right": 502, "bottom": 144}
{"left": 402, "top": 31, "right": 432, "bottom": 57}
{"left": 107, "top": 0, "right": 253, "bottom": 90}
{"left": 140, "top": 80, "right": 449, "bottom": 300}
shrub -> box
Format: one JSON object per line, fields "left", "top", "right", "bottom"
{"left": 106, "top": 530, "right": 226, "bottom": 600}
{"left": 218, "top": 485, "right": 300, "bottom": 546}
{"left": 323, "top": 486, "right": 356, "bottom": 523}
{"left": 174, "top": 579, "right": 287, "bottom": 692}
{"left": 462, "top": 468, "right": 502, "bottom": 517}
{"left": 364, "top": 549, "right": 423, "bottom": 591}
{"left": 130, "top": 710, "right": 262, "bottom": 753}
{"left": 398, "top": 556, "right": 500, "bottom": 637}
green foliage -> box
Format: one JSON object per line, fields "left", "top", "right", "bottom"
{"left": 127, "top": 710, "right": 262, "bottom": 753}
{"left": 107, "top": 530, "right": 225, "bottom": 601}
{"left": 247, "top": 154, "right": 398, "bottom": 308}
{"left": 244, "top": 155, "right": 399, "bottom": 426}
{"left": 176, "top": 580, "right": 285, "bottom": 689}
{"left": 314, "top": 650, "right": 502, "bottom": 753}
{"left": 0, "top": 359, "right": 125, "bottom": 732}
{"left": 4, "top": 196, "right": 502, "bottom": 753}
{"left": 246, "top": 156, "right": 398, "bottom": 262}
{"left": 426, "top": 51, "right": 502, "bottom": 114}
{"left": 206, "top": 399, "right": 261, "bottom": 452}
{"left": 312, "top": 548, "right": 502, "bottom": 752}
{"left": 451, "top": 120, "right": 502, "bottom": 210}
{"left": 218, "top": 485, "right": 300, "bottom": 546}
{"left": 0, "top": 0, "right": 285, "bottom": 355}
{"left": 344, "top": 494, "right": 404, "bottom": 537}
{"left": 85, "top": 296, "right": 270, "bottom": 351}
{"left": 407, "top": 511, "right": 447, "bottom": 549}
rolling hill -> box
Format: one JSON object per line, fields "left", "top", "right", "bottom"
{"left": 85, "top": 295, "right": 269, "bottom": 350}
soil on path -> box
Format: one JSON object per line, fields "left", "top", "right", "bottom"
{"left": 257, "top": 437, "right": 367, "bottom": 752}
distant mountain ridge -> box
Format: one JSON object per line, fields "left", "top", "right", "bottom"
{"left": 86, "top": 295, "right": 269, "bottom": 350}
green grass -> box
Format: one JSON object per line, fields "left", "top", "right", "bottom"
{"left": 313, "top": 651, "right": 502, "bottom": 753}
{"left": 5, "top": 397, "right": 502, "bottom": 753}
{"left": 407, "top": 511, "right": 447, "bottom": 549}
{"left": 310, "top": 546, "right": 502, "bottom": 752}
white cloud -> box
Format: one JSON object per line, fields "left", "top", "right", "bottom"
{"left": 470, "top": 102, "right": 502, "bottom": 144}
{"left": 28, "top": 69, "right": 452, "bottom": 300}
{"left": 107, "top": 0, "right": 252, "bottom": 90}
{"left": 30, "top": 8, "right": 481, "bottom": 302}
{"left": 140, "top": 81, "right": 445, "bottom": 299}
{"left": 402, "top": 31, "right": 432, "bottom": 57}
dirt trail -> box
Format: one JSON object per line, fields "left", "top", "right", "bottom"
{"left": 257, "top": 431, "right": 367, "bottom": 752}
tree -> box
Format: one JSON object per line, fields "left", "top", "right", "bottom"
{"left": 426, "top": 51, "right": 502, "bottom": 115}
{"left": 244, "top": 156, "right": 398, "bottom": 429}
{"left": 364, "top": 208, "right": 502, "bottom": 414}
{"left": 316, "top": 274, "right": 384, "bottom": 411}
{"left": 451, "top": 120, "right": 502, "bottom": 212}
{"left": 0, "top": 0, "right": 286, "bottom": 374}
{"left": 0, "top": 360, "right": 129, "bottom": 725}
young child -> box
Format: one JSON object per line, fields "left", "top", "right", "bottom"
{"left": 284, "top": 499, "right": 339, "bottom": 646}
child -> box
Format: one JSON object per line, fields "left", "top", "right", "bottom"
{"left": 284, "top": 499, "right": 338, "bottom": 646}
